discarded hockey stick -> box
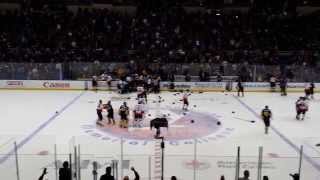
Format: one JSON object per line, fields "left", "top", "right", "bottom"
{"left": 233, "top": 117, "right": 255, "bottom": 123}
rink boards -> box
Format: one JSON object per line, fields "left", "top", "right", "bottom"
{"left": 0, "top": 80, "right": 318, "bottom": 92}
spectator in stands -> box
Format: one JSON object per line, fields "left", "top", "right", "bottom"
{"left": 38, "top": 168, "right": 47, "bottom": 180}
{"left": 290, "top": 173, "right": 300, "bottom": 180}
{"left": 123, "top": 167, "right": 139, "bottom": 180}
{"left": 1, "top": 5, "right": 319, "bottom": 65}
{"left": 1, "top": 1, "right": 320, "bottom": 82}
{"left": 239, "top": 169, "right": 250, "bottom": 180}
{"left": 59, "top": 161, "right": 71, "bottom": 180}
{"left": 100, "top": 166, "right": 115, "bottom": 180}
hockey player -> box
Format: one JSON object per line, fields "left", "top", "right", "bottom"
{"left": 279, "top": 77, "right": 287, "bottom": 96}
{"left": 137, "top": 86, "right": 147, "bottom": 104}
{"left": 92, "top": 76, "right": 98, "bottom": 91}
{"left": 153, "top": 76, "right": 161, "bottom": 93}
{"left": 105, "top": 101, "right": 115, "bottom": 125}
{"left": 305, "top": 82, "right": 315, "bottom": 99}
{"left": 96, "top": 100, "right": 104, "bottom": 122}
{"left": 261, "top": 106, "right": 272, "bottom": 134}
{"left": 119, "top": 102, "right": 129, "bottom": 128}
{"left": 146, "top": 76, "right": 153, "bottom": 92}
{"left": 100, "top": 72, "right": 107, "bottom": 81}
{"left": 106, "top": 74, "right": 112, "bottom": 87}
{"left": 182, "top": 91, "right": 191, "bottom": 110}
{"left": 310, "top": 82, "right": 315, "bottom": 99}
{"left": 296, "top": 97, "right": 308, "bottom": 120}
{"left": 305, "top": 83, "right": 311, "bottom": 99}
{"left": 237, "top": 78, "right": 244, "bottom": 97}
{"left": 133, "top": 100, "right": 145, "bottom": 127}
{"left": 270, "top": 76, "right": 277, "bottom": 92}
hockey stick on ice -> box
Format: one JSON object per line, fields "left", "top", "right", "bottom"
{"left": 233, "top": 117, "right": 255, "bottom": 123}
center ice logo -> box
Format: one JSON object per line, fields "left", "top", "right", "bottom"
{"left": 82, "top": 104, "right": 234, "bottom": 146}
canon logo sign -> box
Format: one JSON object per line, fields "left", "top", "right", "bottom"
{"left": 43, "top": 82, "right": 70, "bottom": 88}
{"left": 6, "top": 81, "right": 23, "bottom": 86}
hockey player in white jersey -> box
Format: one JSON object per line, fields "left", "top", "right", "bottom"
{"left": 296, "top": 97, "right": 309, "bottom": 120}
{"left": 133, "top": 100, "right": 145, "bottom": 127}
{"left": 137, "top": 86, "right": 147, "bottom": 104}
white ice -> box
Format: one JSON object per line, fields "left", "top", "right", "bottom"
{"left": 0, "top": 90, "right": 320, "bottom": 180}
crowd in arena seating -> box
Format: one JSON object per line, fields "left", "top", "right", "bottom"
{"left": 0, "top": 3, "right": 319, "bottom": 66}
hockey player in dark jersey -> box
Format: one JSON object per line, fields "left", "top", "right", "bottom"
{"left": 119, "top": 102, "right": 129, "bottom": 128}
{"left": 305, "top": 82, "right": 315, "bottom": 99}
{"left": 105, "top": 101, "right": 115, "bottom": 125}
{"left": 261, "top": 106, "right": 272, "bottom": 134}
{"left": 279, "top": 77, "right": 287, "bottom": 96}
{"left": 96, "top": 100, "right": 104, "bottom": 122}
{"left": 310, "top": 82, "right": 315, "bottom": 99}
{"left": 237, "top": 78, "right": 244, "bottom": 97}
{"left": 92, "top": 76, "right": 98, "bottom": 92}
{"left": 153, "top": 76, "right": 161, "bottom": 93}
{"left": 296, "top": 97, "right": 308, "bottom": 120}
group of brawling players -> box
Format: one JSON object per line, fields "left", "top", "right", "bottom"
{"left": 96, "top": 87, "right": 148, "bottom": 128}
{"left": 91, "top": 73, "right": 161, "bottom": 95}
{"left": 96, "top": 86, "right": 192, "bottom": 130}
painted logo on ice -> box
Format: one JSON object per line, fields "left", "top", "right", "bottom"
{"left": 81, "top": 106, "right": 234, "bottom": 146}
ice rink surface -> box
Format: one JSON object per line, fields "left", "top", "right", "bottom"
{"left": 1, "top": 90, "right": 320, "bottom": 180}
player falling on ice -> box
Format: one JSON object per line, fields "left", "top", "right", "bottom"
{"left": 182, "top": 91, "right": 191, "bottom": 111}
{"left": 261, "top": 106, "right": 272, "bottom": 134}
{"left": 296, "top": 97, "right": 308, "bottom": 120}
{"left": 133, "top": 100, "right": 145, "bottom": 127}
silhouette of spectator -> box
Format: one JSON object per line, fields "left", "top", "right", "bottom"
{"left": 100, "top": 166, "right": 115, "bottom": 180}
{"left": 38, "top": 168, "right": 47, "bottom": 180}
{"left": 59, "top": 161, "right": 71, "bottom": 180}
{"left": 123, "top": 167, "right": 139, "bottom": 180}
{"left": 220, "top": 175, "right": 225, "bottom": 180}
{"left": 171, "top": 176, "right": 177, "bottom": 180}
{"left": 290, "top": 173, "right": 300, "bottom": 180}
{"left": 239, "top": 170, "right": 250, "bottom": 180}
{"left": 263, "top": 176, "right": 269, "bottom": 180}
